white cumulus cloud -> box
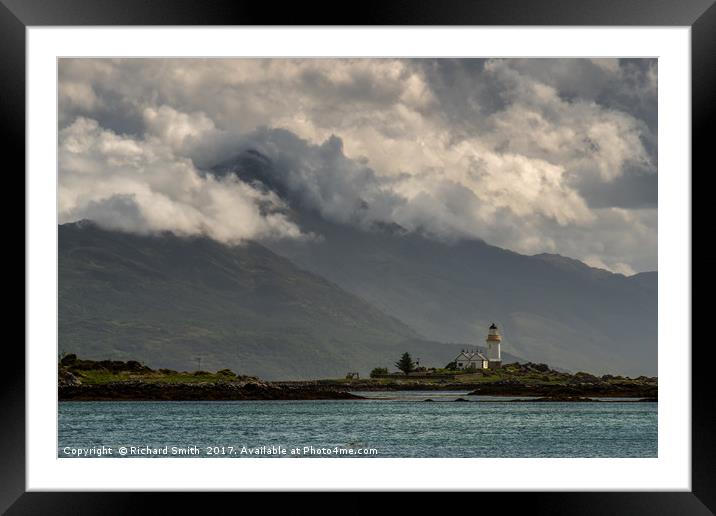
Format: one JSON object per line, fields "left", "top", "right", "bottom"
{"left": 59, "top": 117, "right": 305, "bottom": 244}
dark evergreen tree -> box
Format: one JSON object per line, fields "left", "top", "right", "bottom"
{"left": 394, "top": 352, "right": 416, "bottom": 376}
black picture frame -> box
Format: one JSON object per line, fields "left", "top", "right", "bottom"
{"left": 4, "top": 0, "right": 711, "bottom": 513}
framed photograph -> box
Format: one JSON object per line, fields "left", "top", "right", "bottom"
{"left": 6, "top": 0, "right": 710, "bottom": 512}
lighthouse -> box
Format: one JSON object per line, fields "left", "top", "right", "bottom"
{"left": 486, "top": 323, "right": 502, "bottom": 368}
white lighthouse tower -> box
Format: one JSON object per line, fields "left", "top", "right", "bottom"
{"left": 486, "top": 323, "right": 502, "bottom": 368}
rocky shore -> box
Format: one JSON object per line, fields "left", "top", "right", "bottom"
{"left": 58, "top": 357, "right": 366, "bottom": 401}
{"left": 276, "top": 379, "right": 657, "bottom": 399}
{"left": 59, "top": 381, "right": 364, "bottom": 401}
{"left": 466, "top": 381, "right": 657, "bottom": 398}
{"left": 299, "top": 362, "right": 657, "bottom": 399}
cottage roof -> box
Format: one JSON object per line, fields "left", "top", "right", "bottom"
{"left": 454, "top": 350, "right": 487, "bottom": 361}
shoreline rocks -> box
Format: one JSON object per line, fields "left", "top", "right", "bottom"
{"left": 58, "top": 367, "right": 81, "bottom": 388}
{"left": 59, "top": 381, "right": 365, "bottom": 401}
{"left": 273, "top": 380, "right": 657, "bottom": 398}
{"left": 521, "top": 396, "right": 600, "bottom": 402}
{"left": 467, "top": 382, "right": 657, "bottom": 398}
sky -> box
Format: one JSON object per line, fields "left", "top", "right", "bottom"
{"left": 58, "top": 58, "right": 657, "bottom": 274}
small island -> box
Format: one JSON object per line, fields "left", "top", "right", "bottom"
{"left": 58, "top": 354, "right": 657, "bottom": 402}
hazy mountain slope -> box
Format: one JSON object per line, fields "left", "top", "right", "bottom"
{"left": 59, "top": 221, "right": 494, "bottom": 379}
{"left": 265, "top": 219, "right": 657, "bottom": 376}
{"left": 627, "top": 271, "right": 658, "bottom": 293}
{"left": 265, "top": 219, "right": 656, "bottom": 376}
{"left": 216, "top": 150, "right": 657, "bottom": 376}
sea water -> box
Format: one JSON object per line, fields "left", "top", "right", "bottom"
{"left": 58, "top": 392, "right": 657, "bottom": 458}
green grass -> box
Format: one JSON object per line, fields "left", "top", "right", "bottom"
{"left": 314, "top": 363, "right": 655, "bottom": 387}
{"left": 75, "top": 369, "right": 250, "bottom": 385}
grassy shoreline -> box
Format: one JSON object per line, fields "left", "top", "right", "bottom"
{"left": 59, "top": 356, "right": 657, "bottom": 401}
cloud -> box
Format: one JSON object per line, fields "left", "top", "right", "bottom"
{"left": 416, "top": 59, "right": 657, "bottom": 207}
{"left": 58, "top": 58, "right": 658, "bottom": 273}
{"left": 481, "top": 59, "right": 653, "bottom": 183}
{"left": 59, "top": 118, "right": 305, "bottom": 243}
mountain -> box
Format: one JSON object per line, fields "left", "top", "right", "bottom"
{"left": 627, "top": 271, "right": 658, "bottom": 293}
{"left": 218, "top": 150, "right": 658, "bottom": 376}
{"left": 59, "top": 221, "right": 508, "bottom": 379}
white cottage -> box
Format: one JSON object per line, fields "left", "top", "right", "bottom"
{"left": 453, "top": 349, "right": 489, "bottom": 370}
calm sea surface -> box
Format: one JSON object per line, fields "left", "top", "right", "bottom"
{"left": 58, "top": 391, "right": 657, "bottom": 458}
